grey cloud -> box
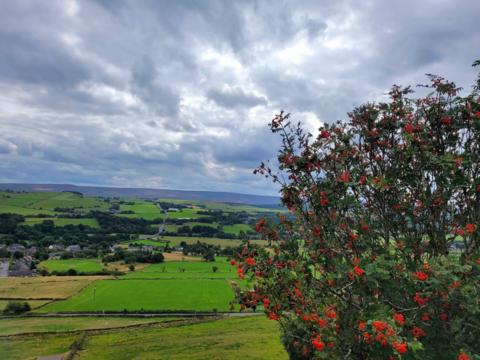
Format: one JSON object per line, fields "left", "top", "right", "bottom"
{"left": 207, "top": 86, "right": 267, "bottom": 109}
{"left": 0, "top": 0, "right": 479, "bottom": 195}
{"left": 131, "top": 56, "right": 180, "bottom": 118}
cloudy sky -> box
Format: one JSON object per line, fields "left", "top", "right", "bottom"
{"left": 0, "top": 0, "right": 479, "bottom": 195}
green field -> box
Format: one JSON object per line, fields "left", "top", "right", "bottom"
{"left": 164, "top": 221, "right": 218, "bottom": 232}
{"left": 129, "top": 236, "right": 247, "bottom": 248}
{"left": 0, "top": 191, "right": 109, "bottom": 216}
{"left": 27, "top": 192, "right": 109, "bottom": 211}
{"left": 118, "top": 202, "right": 206, "bottom": 220}
{"left": 0, "top": 191, "right": 58, "bottom": 207}
{"left": 156, "top": 198, "right": 282, "bottom": 213}
{"left": 124, "top": 258, "right": 235, "bottom": 279}
{"left": 77, "top": 317, "right": 286, "bottom": 360}
{"left": 39, "top": 259, "right": 103, "bottom": 273}
{"left": 0, "top": 317, "right": 286, "bottom": 360}
{"left": 0, "top": 299, "right": 51, "bottom": 311}
{"left": 164, "top": 222, "right": 252, "bottom": 236}
{"left": 119, "top": 202, "right": 163, "bottom": 220}
{"left": 223, "top": 223, "right": 252, "bottom": 235}
{"left": 21, "top": 217, "right": 100, "bottom": 228}
{"left": 146, "top": 236, "right": 248, "bottom": 247}
{"left": 39, "top": 278, "right": 235, "bottom": 312}
{"left": 0, "top": 204, "right": 56, "bottom": 215}
{"left": 0, "top": 332, "right": 76, "bottom": 360}
{"left": 0, "top": 276, "right": 110, "bottom": 300}
{"left": 167, "top": 208, "right": 205, "bottom": 219}
{"left": 0, "top": 316, "right": 176, "bottom": 336}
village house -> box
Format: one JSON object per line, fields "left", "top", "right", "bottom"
{"left": 65, "top": 244, "right": 81, "bottom": 253}
{"left": 7, "top": 243, "right": 26, "bottom": 255}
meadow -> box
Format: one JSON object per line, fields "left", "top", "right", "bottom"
{"left": 39, "top": 259, "right": 104, "bottom": 273}
{"left": 0, "top": 299, "right": 50, "bottom": 311}
{"left": 129, "top": 236, "right": 246, "bottom": 248}
{"left": 0, "top": 191, "right": 109, "bottom": 215}
{"left": 123, "top": 257, "right": 235, "bottom": 279}
{"left": 0, "top": 331, "right": 77, "bottom": 360}
{"left": 39, "top": 278, "right": 235, "bottom": 312}
{"left": 0, "top": 316, "right": 177, "bottom": 335}
{"left": 222, "top": 223, "right": 252, "bottom": 235}
{"left": 164, "top": 222, "right": 255, "bottom": 236}
{"left": 163, "top": 221, "right": 218, "bottom": 232}
{"left": 156, "top": 197, "right": 282, "bottom": 213}
{"left": 119, "top": 202, "right": 206, "bottom": 220}
{"left": 143, "top": 235, "right": 261, "bottom": 247}
{"left": 21, "top": 217, "right": 100, "bottom": 228}
{"left": 76, "top": 317, "right": 286, "bottom": 360}
{"left": 0, "top": 204, "right": 56, "bottom": 216}
{"left": 0, "top": 276, "right": 111, "bottom": 300}
{"left": 0, "top": 317, "right": 287, "bottom": 360}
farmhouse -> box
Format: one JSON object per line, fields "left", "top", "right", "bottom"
{"left": 65, "top": 244, "right": 81, "bottom": 253}
{"left": 26, "top": 246, "right": 38, "bottom": 256}
{"left": 7, "top": 243, "right": 25, "bottom": 255}
{"left": 8, "top": 259, "right": 33, "bottom": 276}
{"left": 48, "top": 244, "right": 65, "bottom": 251}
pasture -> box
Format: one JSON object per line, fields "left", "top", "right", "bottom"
{"left": 39, "top": 259, "right": 103, "bottom": 273}
{"left": 150, "top": 235, "right": 249, "bottom": 247}
{"left": 0, "top": 204, "right": 56, "bottom": 216}
{"left": 0, "top": 191, "right": 108, "bottom": 216}
{"left": 0, "top": 276, "right": 110, "bottom": 300}
{"left": 156, "top": 197, "right": 282, "bottom": 213}
{"left": 164, "top": 221, "right": 218, "bottom": 232}
{"left": 223, "top": 223, "right": 252, "bottom": 235}
{"left": 27, "top": 192, "right": 109, "bottom": 211}
{"left": 75, "top": 316, "right": 286, "bottom": 360}
{"left": 0, "top": 191, "right": 57, "bottom": 208}
{"left": 39, "top": 278, "right": 235, "bottom": 312}
{"left": 0, "top": 332, "right": 76, "bottom": 360}
{"left": 119, "top": 202, "right": 163, "bottom": 220}
{"left": 129, "top": 236, "right": 247, "bottom": 248}
{"left": 118, "top": 202, "right": 206, "bottom": 220}
{"left": 167, "top": 208, "right": 205, "bottom": 219}
{"left": 124, "top": 257, "right": 235, "bottom": 279}
{"left": 0, "top": 299, "right": 50, "bottom": 311}
{"left": 0, "top": 317, "right": 286, "bottom": 360}
{"left": 21, "top": 217, "right": 100, "bottom": 228}
{"left": 0, "top": 316, "right": 176, "bottom": 335}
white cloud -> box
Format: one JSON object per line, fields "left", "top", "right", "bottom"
{"left": 0, "top": 0, "right": 478, "bottom": 195}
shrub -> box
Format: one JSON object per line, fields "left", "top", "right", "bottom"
{"left": 3, "top": 301, "right": 31, "bottom": 314}
{"left": 234, "top": 63, "right": 480, "bottom": 359}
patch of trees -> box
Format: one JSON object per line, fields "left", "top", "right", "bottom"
{"left": 3, "top": 301, "right": 31, "bottom": 314}
{"left": 179, "top": 241, "right": 244, "bottom": 260}
{"left": 102, "top": 249, "right": 164, "bottom": 264}
{"left": 90, "top": 211, "right": 156, "bottom": 234}
{"left": 0, "top": 214, "right": 25, "bottom": 233}
{"left": 157, "top": 202, "right": 189, "bottom": 210}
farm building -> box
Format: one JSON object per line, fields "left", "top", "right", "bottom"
{"left": 65, "top": 244, "right": 81, "bottom": 253}
{"left": 7, "top": 244, "right": 25, "bottom": 255}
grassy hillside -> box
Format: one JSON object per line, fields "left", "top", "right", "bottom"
{"left": 124, "top": 258, "right": 235, "bottom": 279}
{"left": 0, "top": 276, "right": 111, "bottom": 299}
{"left": 21, "top": 217, "right": 100, "bottom": 227}
{"left": 0, "top": 317, "right": 286, "bottom": 360}
{"left": 0, "top": 316, "right": 176, "bottom": 336}
{"left": 40, "top": 278, "right": 235, "bottom": 312}
{"left": 39, "top": 259, "right": 104, "bottom": 273}
{"left": 77, "top": 317, "right": 287, "bottom": 360}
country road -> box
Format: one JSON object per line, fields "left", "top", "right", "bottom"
{"left": 3, "top": 311, "right": 263, "bottom": 319}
